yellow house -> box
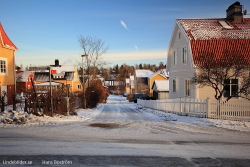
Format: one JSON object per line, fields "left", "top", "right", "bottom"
{"left": 0, "top": 23, "right": 18, "bottom": 104}
{"left": 148, "top": 72, "right": 168, "bottom": 97}
{"left": 134, "top": 69, "right": 169, "bottom": 97}
{"left": 32, "top": 59, "right": 83, "bottom": 93}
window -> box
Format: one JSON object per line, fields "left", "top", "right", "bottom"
{"left": 173, "top": 50, "right": 177, "bottom": 66}
{"left": 224, "top": 79, "right": 238, "bottom": 97}
{"left": 185, "top": 79, "right": 190, "bottom": 96}
{"left": 182, "top": 46, "right": 187, "bottom": 64}
{"left": 77, "top": 84, "right": 81, "bottom": 89}
{"left": 0, "top": 59, "right": 7, "bottom": 74}
{"left": 173, "top": 79, "right": 176, "bottom": 93}
{"left": 178, "top": 32, "right": 181, "bottom": 39}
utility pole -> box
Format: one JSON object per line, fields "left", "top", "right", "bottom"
{"left": 81, "top": 54, "right": 88, "bottom": 108}
{"left": 49, "top": 66, "right": 53, "bottom": 116}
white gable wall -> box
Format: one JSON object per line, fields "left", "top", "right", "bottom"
{"left": 167, "top": 22, "right": 197, "bottom": 99}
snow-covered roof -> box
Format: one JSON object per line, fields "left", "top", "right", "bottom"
{"left": 51, "top": 65, "right": 75, "bottom": 74}
{"left": 16, "top": 71, "right": 32, "bottom": 82}
{"left": 135, "top": 70, "right": 153, "bottom": 78}
{"left": 177, "top": 18, "right": 250, "bottom": 66}
{"left": 153, "top": 80, "right": 169, "bottom": 91}
{"left": 157, "top": 69, "right": 169, "bottom": 78}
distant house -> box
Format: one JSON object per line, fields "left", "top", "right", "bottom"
{"left": 152, "top": 80, "right": 169, "bottom": 100}
{"left": 31, "top": 59, "right": 82, "bottom": 93}
{"left": 134, "top": 69, "right": 169, "bottom": 96}
{"left": 104, "top": 75, "right": 124, "bottom": 94}
{"left": 148, "top": 69, "right": 169, "bottom": 97}
{"left": 125, "top": 75, "right": 135, "bottom": 95}
{"left": 134, "top": 69, "right": 154, "bottom": 95}
{"left": 16, "top": 70, "right": 34, "bottom": 93}
{"left": 125, "top": 78, "right": 130, "bottom": 94}
{"left": 166, "top": 2, "right": 250, "bottom": 100}
{"left": 0, "top": 23, "right": 18, "bottom": 104}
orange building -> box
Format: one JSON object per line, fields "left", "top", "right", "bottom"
{"left": 31, "top": 59, "right": 83, "bottom": 94}
{"left": 0, "top": 23, "right": 18, "bottom": 104}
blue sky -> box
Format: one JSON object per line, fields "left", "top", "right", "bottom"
{"left": 0, "top": 0, "right": 249, "bottom": 68}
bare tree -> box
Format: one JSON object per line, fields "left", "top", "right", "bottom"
{"left": 78, "top": 36, "right": 109, "bottom": 76}
{"left": 191, "top": 51, "right": 250, "bottom": 102}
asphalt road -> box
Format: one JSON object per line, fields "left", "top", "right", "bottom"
{"left": 0, "top": 96, "right": 250, "bottom": 166}
{"left": 1, "top": 155, "right": 250, "bottom": 167}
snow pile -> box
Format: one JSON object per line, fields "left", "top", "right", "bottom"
{"left": 0, "top": 95, "right": 249, "bottom": 133}
{"left": 0, "top": 110, "right": 28, "bottom": 125}
{"left": 0, "top": 103, "right": 104, "bottom": 126}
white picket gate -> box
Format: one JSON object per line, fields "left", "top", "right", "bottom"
{"left": 209, "top": 100, "right": 250, "bottom": 121}
{"left": 138, "top": 98, "right": 250, "bottom": 121}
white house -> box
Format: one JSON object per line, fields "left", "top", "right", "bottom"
{"left": 152, "top": 80, "right": 169, "bottom": 100}
{"left": 166, "top": 2, "right": 250, "bottom": 100}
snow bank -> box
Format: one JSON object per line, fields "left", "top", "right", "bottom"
{"left": 139, "top": 107, "right": 250, "bottom": 132}
{"left": 0, "top": 95, "right": 249, "bottom": 133}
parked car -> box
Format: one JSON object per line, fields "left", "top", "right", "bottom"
{"left": 132, "top": 93, "right": 155, "bottom": 103}
{"left": 123, "top": 93, "right": 128, "bottom": 97}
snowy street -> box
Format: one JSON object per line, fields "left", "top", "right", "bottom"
{"left": 0, "top": 95, "right": 250, "bottom": 166}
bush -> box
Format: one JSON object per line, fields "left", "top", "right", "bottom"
{"left": 85, "top": 79, "right": 108, "bottom": 108}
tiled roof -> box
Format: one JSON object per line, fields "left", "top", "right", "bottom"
{"left": 34, "top": 72, "right": 74, "bottom": 81}
{"left": 177, "top": 18, "right": 250, "bottom": 66}
{"left": 190, "top": 39, "right": 250, "bottom": 66}
{"left": 0, "top": 23, "right": 18, "bottom": 50}
{"left": 177, "top": 18, "right": 250, "bottom": 40}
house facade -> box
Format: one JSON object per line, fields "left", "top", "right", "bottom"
{"left": 134, "top": 69, "right": 169, "bottom": 96}
{"left": 31, "top": 59, "right": 82, "bottom": 93}
{"left": 166, "top": 2, "right": 250, "bottom": 101}
{"left": 16, "top": 70, "right": 34, "bottom": 93}
{"left": 0, "top": 23, "right": 18, "bottom": 104}
{"left": 152, "top": 80, "right": 169, "bottom": 100}
{"left": 148, "top": 69, "right": 169, "bottom": 97}
{"left": 134, "top": 69, "right": 154, "bottom": 95}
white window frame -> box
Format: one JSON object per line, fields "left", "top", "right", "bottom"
{"left": 0, "top": 58, "right": 7, "bottom": 75}
{"left": 77, "top": 84, "right": 81, "bottom": 89}
{"left": 185, "top": 79, "right": 190, "bottom": 97}
{"left": 173, "top": 79, "right": 176, "bottom": 93}
{"left": 182, "top": 46, "right": 187, "bottom": 64}
{"left": 223, "top": 79, "right": 239, "bottom": 98}
{"left": 173, "top": 50, "right": 177, "bottom": 66}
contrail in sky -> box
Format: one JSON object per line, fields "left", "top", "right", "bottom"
{"left": 133, "top": 44, "right": 139, "bottom": 51}
{"left": 120, "top": 20, "right": 128, "bottom": 30}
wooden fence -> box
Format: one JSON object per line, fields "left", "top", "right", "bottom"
{"left": 138, "top": 98, "right": 250, "bottom": 121}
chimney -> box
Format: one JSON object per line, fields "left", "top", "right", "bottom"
{"left": 226, "top": 1, "right": 243, "bottom": 23}
{"left": 55, "top": 59, "right": 59, "bottom": 66}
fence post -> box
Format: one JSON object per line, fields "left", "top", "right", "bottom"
{"left": 179, "top": 97, "right": 182, "bottom": 115}
{"left": 207, "top": 97, "right": 211, "bottom": 118}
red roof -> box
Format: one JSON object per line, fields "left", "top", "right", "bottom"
{"left": 0, "top": 23, "right": 18, "bottom": 50}
{"left": 177, "top": 18, "right": 250, "bottom": 66}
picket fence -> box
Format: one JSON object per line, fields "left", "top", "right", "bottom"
{"left": 137, "top": 98, "right": 250, "bottom": 121}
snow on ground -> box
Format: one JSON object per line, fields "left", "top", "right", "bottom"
{"left": 0, "top": 95, "right": 249, "bottom": 132}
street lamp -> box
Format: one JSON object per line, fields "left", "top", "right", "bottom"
{"left": 81, "top": 54, "right": 88, "bottom": 108}
{"left": 81, "top": 54, "right": 88, "bottom": 81}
